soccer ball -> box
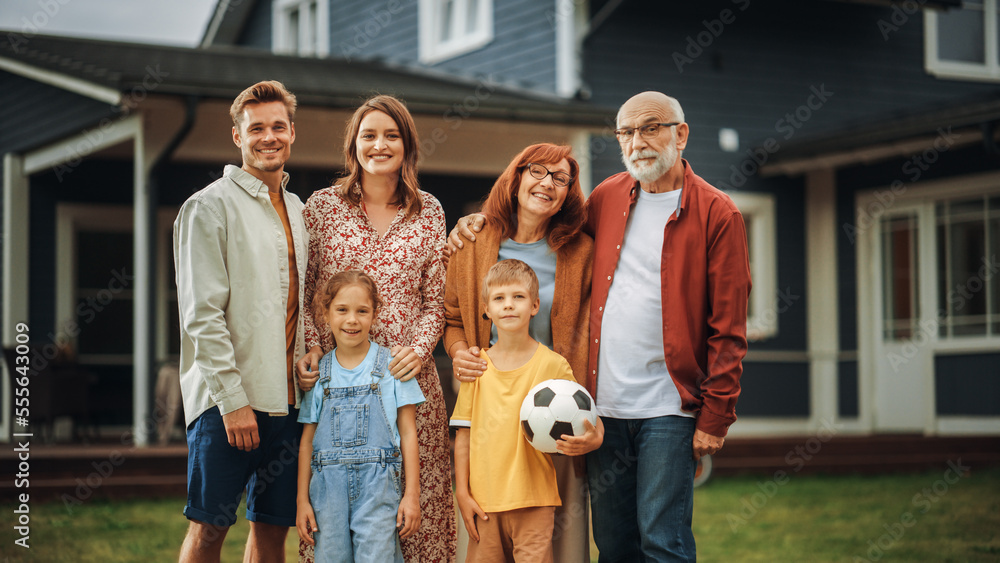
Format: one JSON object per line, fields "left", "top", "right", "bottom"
{"left": 519, "top": 379, "right": 597, "bottom": 453}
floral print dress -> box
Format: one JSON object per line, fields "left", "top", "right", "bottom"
{"left": 299, "top": 184, "right": 457, "bottom": 562}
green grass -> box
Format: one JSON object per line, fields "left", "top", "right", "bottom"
{"left": 0, "top": 469, "right": 997, "bottom": 562}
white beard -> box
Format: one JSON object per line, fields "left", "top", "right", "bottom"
{"left": 623, "top": 143, "right": 678, "bottom": 184}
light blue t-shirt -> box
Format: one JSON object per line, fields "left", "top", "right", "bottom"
{"left": 298, "top": 343, "right": 425, "bottom": 446}
{"left": 493, "top": 238, "right": 557, "bottom": 347}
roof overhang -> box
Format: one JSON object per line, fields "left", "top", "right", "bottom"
{"left": 761, "top": 96, "right": 1000, "bottom": 176}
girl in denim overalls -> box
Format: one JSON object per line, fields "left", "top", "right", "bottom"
{"left": 296, "top": 271, "right": 424, "bottom": 562}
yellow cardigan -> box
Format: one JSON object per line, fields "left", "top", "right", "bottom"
{"left": 443, "top": 223, "right": 593, "bottom": 384}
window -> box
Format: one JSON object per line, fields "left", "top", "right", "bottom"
{"left": 419, "top": 0, "right": 493, "bottom": 63}
{"left": 881, "top": 214, "right": 920, "bottom": 340}
{"left": 728, "top": 192, "right": 778, "bottom": 341}
{"left": 925, "top": 0, "right": 1000, "bottom": 81}
{"left": 936, "top": 195, "right": 1000, "bottom": 337}
{"left": 274, "top": 0, "right": 329, "bottom": 56}
{"left": 56, "top": 205, "right": 180, "bottom": 365}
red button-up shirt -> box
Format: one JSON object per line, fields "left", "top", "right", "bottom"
{"left": 585, "top": 160, "right": 751, "bottom": 437}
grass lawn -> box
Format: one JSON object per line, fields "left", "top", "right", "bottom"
{"left": 1, "top": 468, "right": 997, "bottom": 562}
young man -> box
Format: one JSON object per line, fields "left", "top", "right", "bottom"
{"left": 174, "top": 80, "right": 306, "bottom": 562}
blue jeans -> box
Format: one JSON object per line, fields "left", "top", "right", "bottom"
{"left": 587, "top": 416, "right": 696, "bottom": 563}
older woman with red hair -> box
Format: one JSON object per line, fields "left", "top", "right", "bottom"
{"left": 445, "top": 143, "right": 602, "bottom": 562}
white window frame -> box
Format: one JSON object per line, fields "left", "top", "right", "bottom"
{"left": 925, "top": 0, "right": 1000, "bottom": 82}
{"left": 273, "top": 0, "right": 329, "bottom": 57}
{"left": 419, "top": 0, "right": 494, "bottom": 64}
{"left": 728, "top": 192, "right": 778, "bottom": 341}
{"left": 55, "top": 204, "right": 179, "bottom": 366}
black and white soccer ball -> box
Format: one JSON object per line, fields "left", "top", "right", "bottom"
{"left": 519, "top": 379, "right": 597, "bottom": 453}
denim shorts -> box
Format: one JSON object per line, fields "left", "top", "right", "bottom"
{"left": 184, "top": 406, "right": 300, "bottom": 527}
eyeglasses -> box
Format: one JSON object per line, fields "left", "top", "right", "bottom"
{"left": 614, "top": 122, "right": 680, "bottom": 143}
{"left": 525, "top": 163, "right": 572, "bottom": 188}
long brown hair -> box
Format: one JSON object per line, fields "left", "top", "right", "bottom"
{"left": 340, "top": 95, "right": 422, "bottom": 218}
{"left": 480, "top": 143, "right": 587, "bottom": 250}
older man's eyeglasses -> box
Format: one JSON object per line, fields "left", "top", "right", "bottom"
{"left": 614, "top": 122, "right": 680, "bottom": 143}
{"left": 526, "top": 163, "right": 572, "bottom": 188}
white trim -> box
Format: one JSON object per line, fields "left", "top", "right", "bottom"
{"left": 273, "top": 0, "right": 329, "bottom": 57}
{"left": 0, "top": 56, "right": 122, "bottom": 106}
{"left": 805, "top": 169, "right": 839, "bottom": 427}
{"left": 23, "top": 114, "right": 142, "bottom": 176}
{"left": 418, "top": 0, "right": 494, "bottom": 64}
{"left": 200, "top": 0, "right": 231, "bottom": 47}
{"left": 924, "top": 3, "right": 1000, "bottom": 82}
{"left": 554, "top": 0, "right": 583, "bottom": 98}
{"left": 728, "top": 191, "right": 778, "bottom": 341}
{"left": 1, "top": 153, "right": 29, "bottom": 443}
{"left": 569, "top": 130, "right": 592, "bottom": 195}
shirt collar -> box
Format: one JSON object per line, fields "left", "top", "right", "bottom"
{"left": 224, "top": 164, "right": 290, "bottom": 198}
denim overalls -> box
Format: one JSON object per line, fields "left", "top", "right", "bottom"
{"left": 310, "top": 346, "right": 404, "bottom": 563}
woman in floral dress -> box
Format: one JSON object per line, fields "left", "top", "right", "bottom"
{"left": 297, "top": 95, "right": 456, "bottom": 562}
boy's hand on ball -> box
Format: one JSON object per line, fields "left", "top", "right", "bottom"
{"left": 555, "top": 418, "right": 604, "bottom": 456}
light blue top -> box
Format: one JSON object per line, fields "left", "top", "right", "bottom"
{"left": 298, "top": 343, "right": 425, "bottom": 446}
{"left": 493, "top": 237, "right": 557, "bottom": 347}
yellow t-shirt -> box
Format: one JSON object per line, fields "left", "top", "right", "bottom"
{"left": 450, "top": 343, "right": 575, "bottom": 513}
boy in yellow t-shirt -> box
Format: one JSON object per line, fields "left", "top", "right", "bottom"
{"left": 451, "top": 259, "right": 580, "bottom": 563}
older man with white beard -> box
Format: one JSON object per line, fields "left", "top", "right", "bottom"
{"left": 581, "top": 91, "right": 751, "bottom": 562}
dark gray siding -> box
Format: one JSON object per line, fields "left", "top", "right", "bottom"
{"left": 0, "top": 71, "right": 118, "bottom": 155}
{"left": 329, "top": 0, "right": 556, "bottom": 91}
{"left": 737, "top": 361, "right": 811, "bottom": 417}
{"left": 430, "top": 0, "right": 557, "bottom": 91}
{"left": 236, "top": 0, "right": 274, "bottom": 50}
{"left": 935, "top": 353, "right": 1000, "bottom": 415}
{"left": 330, "top": 0, "right": 419, "bottom": 63}
{"left": 584, "top": 1, "right": 999, "bottom": 189}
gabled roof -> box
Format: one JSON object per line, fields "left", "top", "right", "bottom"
{"left": 0, "top": 34, "right": 613, "bottom": 126}
{"left": 201, "top": 0, "right": 259, "bottom": 48}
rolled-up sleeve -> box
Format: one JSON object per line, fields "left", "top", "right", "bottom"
{"left": 174, "top": 198, "right": 248, "bottom": 416}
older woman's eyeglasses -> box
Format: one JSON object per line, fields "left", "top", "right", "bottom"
{"left": 525, "top": 163, "right": 572, "bottom": 188}
{"left": 614, "top": 122, "right": 680, "bottom": 143}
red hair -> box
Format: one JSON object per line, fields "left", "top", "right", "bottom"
{"left": 480, "top": 143, "right": 586, "bottom": 250}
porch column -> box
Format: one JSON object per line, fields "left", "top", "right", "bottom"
{"left": 805, "top": 168, "right": 840, "bottom": 428}
{"left": 133, "top": 124, "right": 152, "bottom": 447}
{"left": 2, "top": 154, "right": 30, "bottom": 441}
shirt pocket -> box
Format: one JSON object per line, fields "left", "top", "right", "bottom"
{"left": 330, "top": 404, "right": 369, "bottom": 447}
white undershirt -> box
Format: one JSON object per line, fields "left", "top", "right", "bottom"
{"left": 596, "top": 188, "right": 693, "bottom": 420}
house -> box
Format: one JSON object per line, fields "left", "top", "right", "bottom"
{"left": 0, "top": 31, "right": 611, "bottom": 444}
{"left": 2, "top": 0, "right": 998, "bottom": 446}
{"left": 205, "top": 0, "right": 1000, "bottom": 437}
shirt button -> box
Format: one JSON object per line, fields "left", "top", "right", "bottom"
{"left": 594, "top": 338, "right": 599, "bottom": 343}
{"left": 607, "top": 276, "right": 611, "bottom": 281}
{"left": 599, "top": 306, "right": 603, "bottom": 311}
{"left": 617, "top": 245, "right": 621, "bottom": 249}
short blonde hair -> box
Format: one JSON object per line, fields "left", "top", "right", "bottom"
{"left": 481, "top": 259, "right": 539, "bottom": 304}
{"left": 230, "top": 80, "right": 297, "bottom": 127}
